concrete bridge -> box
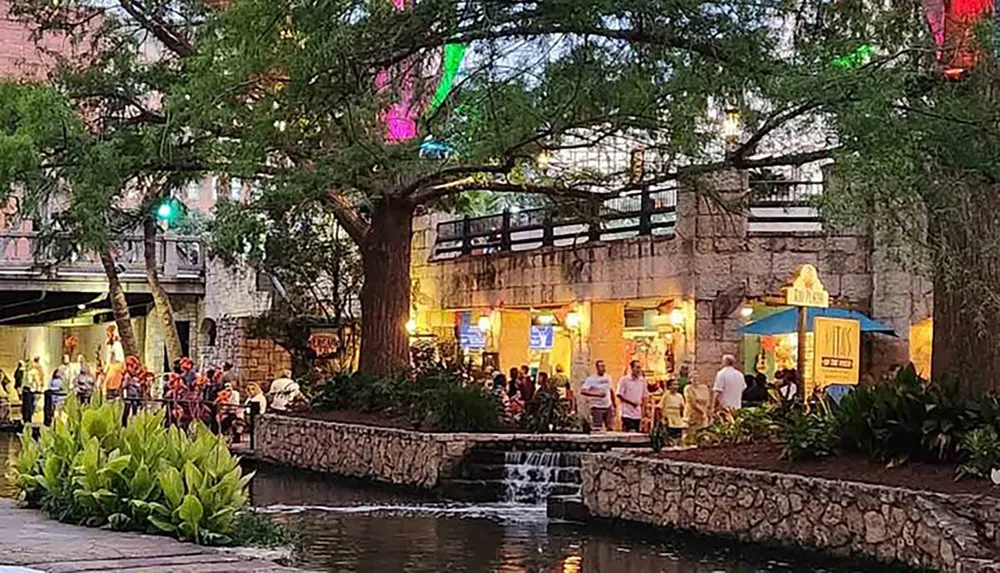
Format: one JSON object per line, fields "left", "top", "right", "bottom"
{"left": 0, "top": 231, "right": 204, "bottom": 325}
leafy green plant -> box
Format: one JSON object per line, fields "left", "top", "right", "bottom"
{"left": 230, "top": 511, "right": 298, "bottom": 549}
{"left": 698, "top": 406, "right": 780, "bottom": 447}
{"left": 957, "top": 426, "right": 1000, "bottom": 481}
{"left": 649, "top": 423, "right": 670, "bottom": 453}
{"left": 779, "top": 410, "right": 837, "bottom": 461}
{"left": 7, "top": 396, "right": 252, "bottom": 545}
{"left": 309, "top": 369, "right": 503, "bottom": 432}
{"left": 522, "top": 385, "right": 577, "bottom": 434}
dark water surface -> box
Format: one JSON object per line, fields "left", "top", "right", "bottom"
{"left": 0, "top": 433, "right": 886, "bottom": 572}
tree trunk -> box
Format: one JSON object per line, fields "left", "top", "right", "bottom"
{"left": 98, "top": 247, "right": 139, "bottom": 358}
{"left": 929, "top": 184, "right": 1000, "bottom": 396}
{"left": 358, "top": 197, "right": 415, "bottom": 377}
{"left": 143, "top": 218, "right": 184, "bottom": 364}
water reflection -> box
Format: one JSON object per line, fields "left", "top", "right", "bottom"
{"left": 250, "top": 463, "right": 883, "bottom": 573}
{"left": 0, "top": 436, "right": 886, "bottom": 573}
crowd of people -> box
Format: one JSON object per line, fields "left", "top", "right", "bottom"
{"left": 503, "top": 352, "right": 858, "bottom": 442}
{"left": 0, "top": 326, "right": 306, "bottom": 443}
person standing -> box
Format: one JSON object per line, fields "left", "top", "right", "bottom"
{"left": 581, "top": 360, "right": 614, "bottom": 431}
{"left": 713, "top": 354, "right": 747, "bottom": 414}
{"left": 659, "top": 377, "right": 686, "bottom": 441}
{"left": 616, "top": 360, "right": 648, "bottom": 432}
{"left": 268, "top": 369, "right": 300, "bottom": 412}
{"left": 519, "top": 365, "right": 535, "bottom": 402}
{"left": 683, "top": 373, "right": 712, "bottom": 430}
{"left": 220, "top": 361, "right": 238, "bottom": 389}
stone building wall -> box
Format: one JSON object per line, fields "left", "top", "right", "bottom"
{"left": 412, "top": 174, "right": 932, "bottom": 383}
{"left": 582, "top": 452, "right": 1000, "bottom": 572}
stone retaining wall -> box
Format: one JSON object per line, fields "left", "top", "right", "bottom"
{"left": 253, "top": 414, "right": 649, "bottom": 490}
{"left": 254, "top": 414, "right": 474, "bottom": 489}
{"left": 582, "top": 452, "right": 1000, "bottom": 572}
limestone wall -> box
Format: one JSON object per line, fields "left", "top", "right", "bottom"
{"left": 254, "top": 414, "right": 474, "bottom": 489}
{"left": 582, "top": 452, "right": 1000, "bottom": 572}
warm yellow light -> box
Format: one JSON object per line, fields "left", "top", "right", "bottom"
{"left": 669, "top": 308, "right": 686, "bottom": 327}
{"left": 723, "top": 106, "right": 741, "bottom": 140}
{"left": 565, "top": 311, "right": 580, "bottom": 330}
{"left": 537, "top": 312, "right": 556, "bottom": 326}
{"left": 740, "top": 306, "right": 754, "bottom": 319}
{"left": 477, "top": 316, "right": 491, "bottom": 333}
{"left": 405, "top": 319, "right": 417, "bottom": 335}
{"left": 536, "top": 150, "right": 553, "bottom": 171}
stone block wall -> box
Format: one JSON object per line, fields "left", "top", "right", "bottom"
{"left": 582, "top": 452, "right": 1000, "bottom": 572}
{"left": 198, "top": 317, "right": 290, "bottom": 391}
{"left": 253, "top": 414, "right": 474, "bottom": 489}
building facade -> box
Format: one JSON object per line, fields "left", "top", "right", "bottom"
{"left": 410, "top": 172, "right": 933, "bottom": 403}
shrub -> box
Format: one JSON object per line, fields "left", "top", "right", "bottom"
{"left": 309, "top": 369, "right": 503, "bottom": 432}
{"left": 697, "top": 406, "right": 780, "bottom": 447}
{"left": 649, "top": 423, "right": 670, "bottom": 453}
{"left": 8, "top": 397, "right": 252, "bottom": 545}
{"left": 779, "top": 410, "right": 837, "bottom": 461}
{"left": 230, "top": 510, "right": 297, "bottom": 549}
{"left": 521, "top": 385, "right": 575, "bottom": 433}
{"left": 833, "top": 367, "right": 988, "bottom": 465}
{"left": 957, "top": 427, "right": 1000, "bottom": 482}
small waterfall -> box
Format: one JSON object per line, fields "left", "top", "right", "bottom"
{"left": 502, "top": 451, "right": 580, "bottom": 504}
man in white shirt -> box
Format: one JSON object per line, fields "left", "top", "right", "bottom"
{"left": 616, "top": 360, "right": 649, "bottom": 432}
{"left": 267, "top": 369, "right": 300, "bottom": 411}
{"left": 713, "top": 354, "right": 747, "bottom": 413}
{"left": 580, "top": 360, "right": 614, "bottom": 431}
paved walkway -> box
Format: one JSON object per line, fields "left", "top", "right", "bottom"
{"left": 0, "top": 500, "right": 303, "bottom": 572}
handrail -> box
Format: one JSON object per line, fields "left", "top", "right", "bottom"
{"left": 433, "top": 187, "right": 679, "bottom": 259}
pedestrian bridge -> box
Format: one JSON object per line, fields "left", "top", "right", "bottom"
{"left": 0, "top": 231, "right": 204, "bottom": 295}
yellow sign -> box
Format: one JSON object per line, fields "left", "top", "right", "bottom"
{"left": 813, "top": 316, "right": 860, "bottom": 388}
{"left": 785, "top": 264, "right": 830, "bottom": 308}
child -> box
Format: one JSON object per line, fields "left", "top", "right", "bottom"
{"left": 659, "top": 377, "right": 687, "bottom": 442}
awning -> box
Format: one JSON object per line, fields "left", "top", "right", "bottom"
{"left": 741, "top": 307, "right": 898, "bottom": 336}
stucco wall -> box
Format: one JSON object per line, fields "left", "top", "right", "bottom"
{"left": 582, "top": 452, "right": 1000, "bottom": 572}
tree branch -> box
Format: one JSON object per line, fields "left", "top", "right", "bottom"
{"left": 322, "top": 191, "right": 370, "bottom": 245}
{"left": 117, "top": 0, "right": 195, "bottom": 58}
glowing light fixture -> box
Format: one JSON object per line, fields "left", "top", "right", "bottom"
{"left": 405, "top": 319, "right": 417, "bottom": 335}
{"left": 565, "top": 311, "right": 581, "bottom": 330}
{"left": 669, "top": 308, "right": 686, "bottom": 328}
{"left": 537, "top": 312, "right": 556, "bottom": 326}
{"left": 740, "top": 306, "right": 754, "bottom": 319}
{"left": 77, "top": 304, "right": 86, "bottom": 311}
{"left": 477, "top": 315, "right": 491, "bottom": 333}
{"left": 722, "top": 107, "right": 741, "bottom": 142}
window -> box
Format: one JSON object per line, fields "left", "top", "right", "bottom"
{"left": 200, "top": 318, "right": 217, "bottom": 347}
{"left": 186, "top": 181, "right": 200, "bottom": 200}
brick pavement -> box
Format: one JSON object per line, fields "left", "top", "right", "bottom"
{"left": 0, "top": 499, "right": 303, "bottom": 572}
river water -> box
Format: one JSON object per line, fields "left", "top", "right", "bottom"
{"left": 0, "top": 434, "right": 884, "bottom": 572}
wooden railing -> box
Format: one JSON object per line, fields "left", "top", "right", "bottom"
{"left": 432, "top": 187, "right": 678, "bottom": 260}
{"left": 0, "top": 231, "right": 204, "bottom": 280}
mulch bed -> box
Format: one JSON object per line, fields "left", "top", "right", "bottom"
{"left": 652, "top": 441, "right": 1000, "bottom": 498}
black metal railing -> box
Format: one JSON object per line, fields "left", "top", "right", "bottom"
{"left": 15, "top": 389, "right": 260, "bottom": 451}
{"left": 748, "top": 180, "right": 823, "bottom": 231}
{"left": 432, "top": 187, "right": 678, "bottom": 260}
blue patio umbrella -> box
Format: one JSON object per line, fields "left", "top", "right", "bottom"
{"left": 741, "top": 307, "right": 897, "bottom": 336}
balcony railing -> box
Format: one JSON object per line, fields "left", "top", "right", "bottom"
{"left": 748, "top": 180, "right": 823, "bottom": 234}
{"left": 432, "top": 187, "right": 678, "bottom": 260}
{"left": 0, "top": 231, "right": 204, "bottom": 280}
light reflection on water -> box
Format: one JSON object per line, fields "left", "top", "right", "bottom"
{"left": 249, "top": 462, "right": 886, "bottom": 573}
{"left": 0, "top": 435, "right": 886, "bottom": 573}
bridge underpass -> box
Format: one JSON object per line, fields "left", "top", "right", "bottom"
{"left": 0, "top": 232, "right": 204, "bottom": 380}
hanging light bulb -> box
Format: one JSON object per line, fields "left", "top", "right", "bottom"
{"left": 405, "top": 319, "right": 417, "bottom": 335}
{"left": 565, "top": 311, "right": 581, "bottom": 330}
{"left": 477, "top": 316, "right": 491, "bottom": 333}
